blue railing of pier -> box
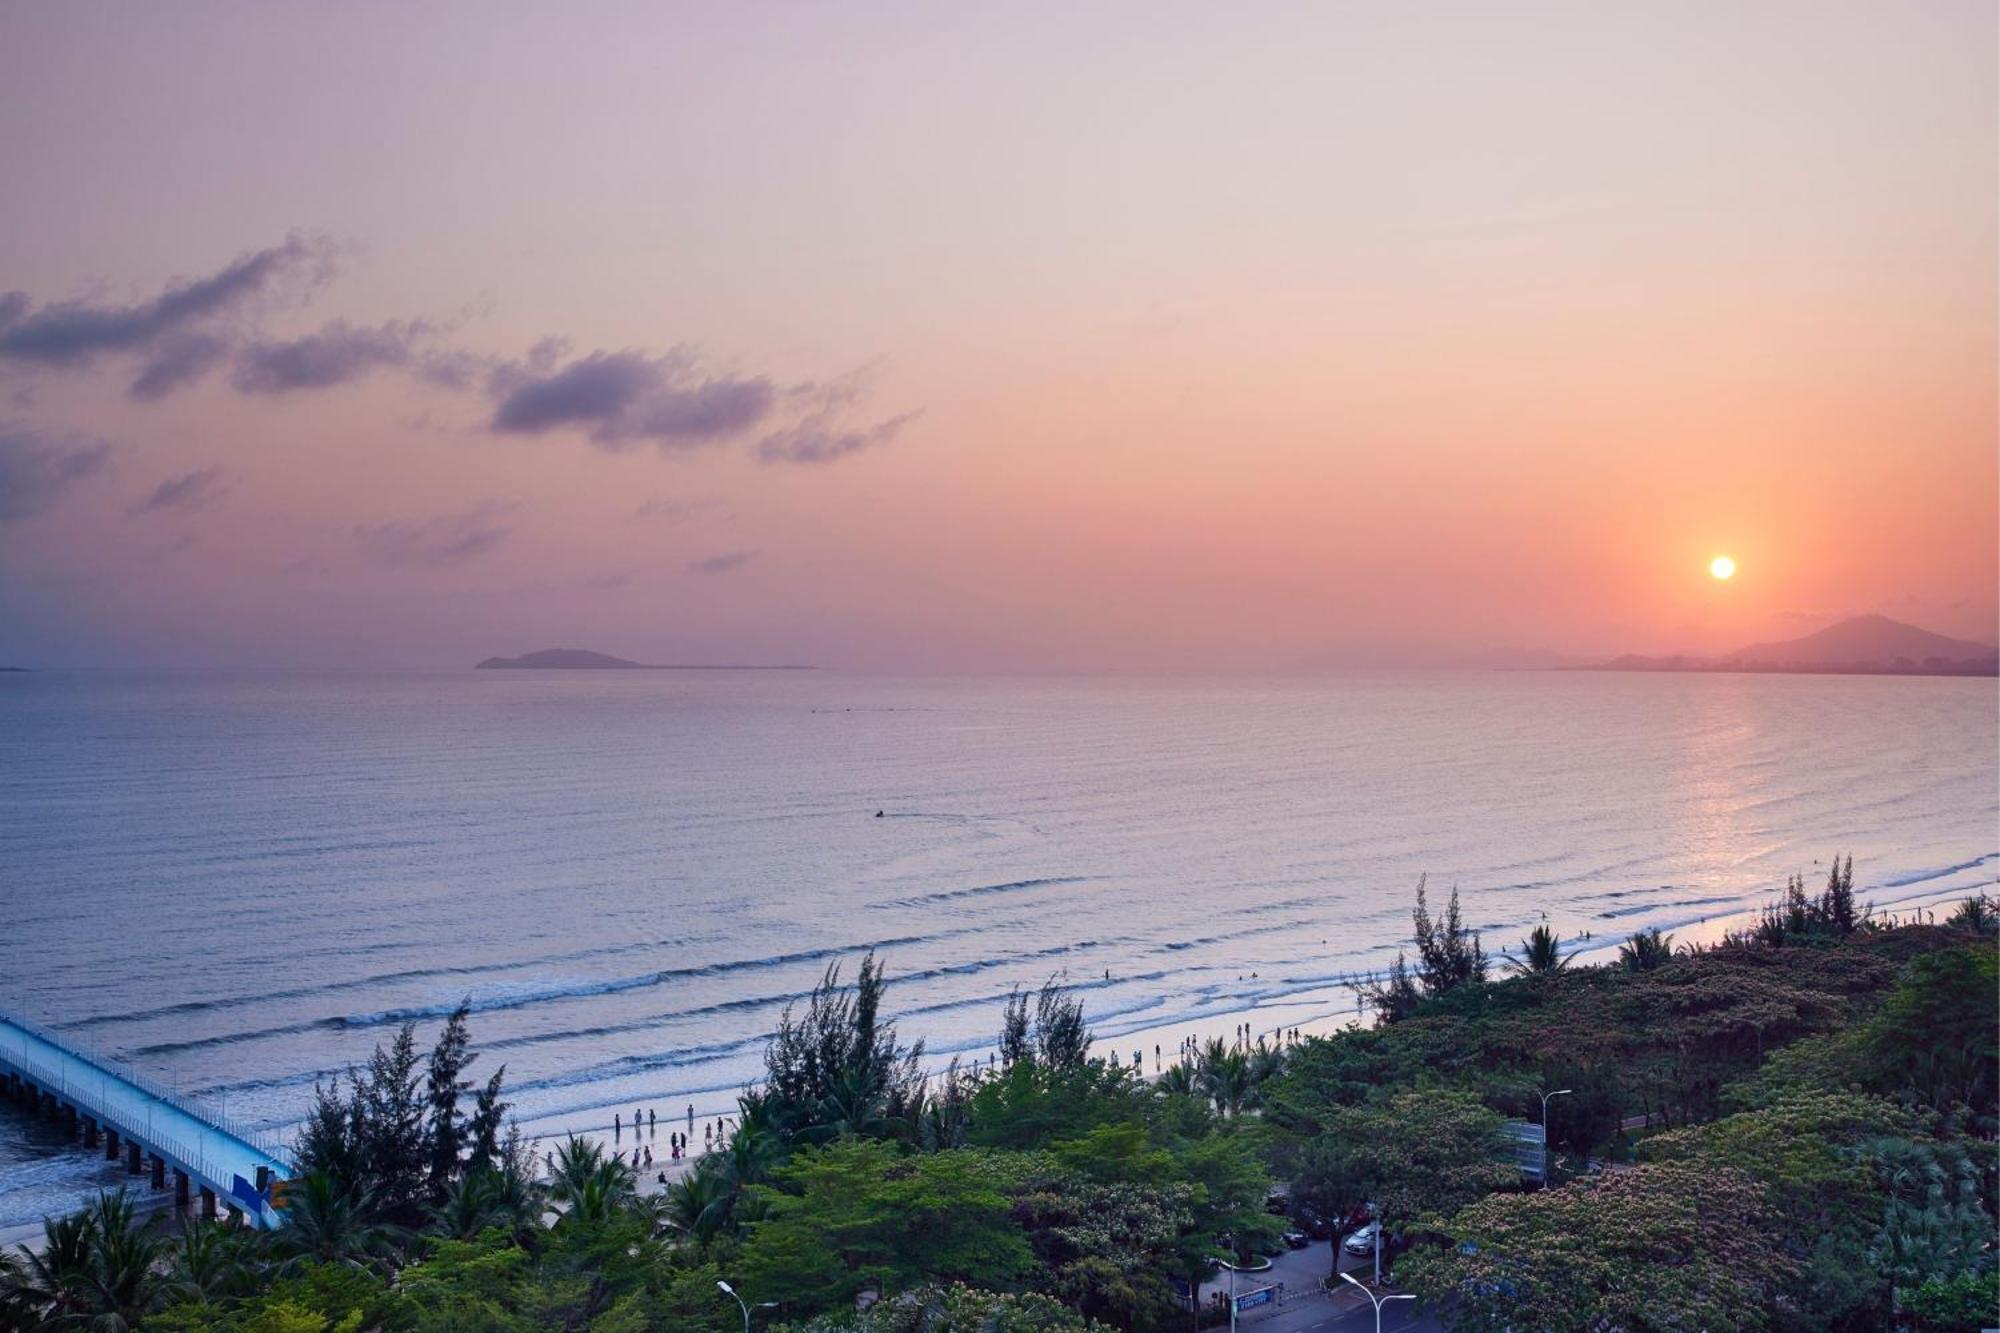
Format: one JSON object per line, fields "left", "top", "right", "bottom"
{"left": 0, "top": 1008, "right": 289, "bottom": 1224}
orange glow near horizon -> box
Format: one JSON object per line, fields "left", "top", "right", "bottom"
{"left": 0, "top": 4, "right": 1992, "bottom": 670}
{"left": 1710, "top": 556, "right": 1738, "bottom": 582}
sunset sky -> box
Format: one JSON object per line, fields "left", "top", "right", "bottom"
{"left": 1, "top": 1, "right": 1993, "bottom": 670}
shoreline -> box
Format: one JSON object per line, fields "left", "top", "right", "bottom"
{"left": 0, "top": 869, "right": 1987, "bottom": 1249}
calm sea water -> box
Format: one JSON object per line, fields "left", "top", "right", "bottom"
{"left": 1, "top": 669, "right": 1994, "bottom": 1230}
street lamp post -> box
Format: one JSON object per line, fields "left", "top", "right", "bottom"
{"left": 1540, "top": 1088, "right": 1572, "bottom": 1187}
{"left": 1210, "top": 1253, "right": 1243, "bottom": 1333}
{"left": 1340, "top": 1272, "right": 1414, "bottom": 1333}
{"left": 715, "top": 1280, "right": 776, "bottom": 1333}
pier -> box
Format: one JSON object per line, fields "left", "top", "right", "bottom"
{"left": 0, "top": 1010, "right": 289, "bottom": 1227}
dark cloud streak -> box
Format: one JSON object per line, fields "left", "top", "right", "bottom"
{"left": 757, "top": 409, "right": 921, "bottom": 464}
{"left": 0, "top": 237, "right": 324, "bottom": 370}
{"left": 234, "top": 320, "right": 419, "bottom": 394}
{"left": 130, "top": 334, "right": 230, "bottom": 401}
{"left": 129, "top": 465, "right": 227, "bottom": 516}
{"left": 489, "top": 349, "right": 775, "bottom": 449}
{"left": 686, "top": 549, "right": 758, "bottom": 575}
{"left": 353, "top": 503, "right": 515, "bottom": 568}
{"left": 232, "top": 319, "right": 481, "bottom": 395}
{"left": 0, "top": 425, "right": 113, "bottom": 523}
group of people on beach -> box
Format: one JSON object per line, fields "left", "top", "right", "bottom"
{"left": 1155, "top": 1022, "right": 1308, "bottom": 1071}
{"left": 535, "top": 1102, "right": 737, "bottom": 1186}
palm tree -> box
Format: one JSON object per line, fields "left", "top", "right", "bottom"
{"left": 1947, "top": 893, "right": 1995, "bottom": 934}
{"left": 809, "top": 1066, "right": 894, "bottom": 1142}
{"left": 658, "top": 1163, "right": 734, "bottom": 1251}
{"left": 547, "top": 1137, "right": 633, "bottom": 1216}
{"left": 1618, "top": 927, "right": 1674, "bottom": 972}
{"left": 1, "top": 1193, "right": 167, "bottom": 1332}
{"left": 1508, "top": 924, "right": 1570, "bottom": 976}
{"left": 277, "top": 1171, "right": 405, "bottom": 1274}
{"left": 483, "top": 1156, "right": 548, "bottom": 1248}
{"left": 429, "top": 1159, "right": 545, "bottom": 1246}
{"left": 430, "top": 1169, "right": 506, "bottom": 1242}
{"left": 554, "top": 1172, "right": 632, "bottom": 1231}
{"left": 76, "top": 1191, "right": 168, "bottom": 1330}
{"left": 162, "top": 1223, "right": 253, "bottom": 1308}
{"left": 1199, "top": 1044, "right": 1254, "bottom": 1117}
{"left": 1246, "top": 1043, "right": 1285, "bottom": 1090}
{"left": 1153, "top": 1063, "right": 1199, "bottom": 1097}
{"left": 715, "top": 1121, "right": 781, "bottom": 1192}
{"left": 1, "top": 1210, "right": 96, "bottom": 1326}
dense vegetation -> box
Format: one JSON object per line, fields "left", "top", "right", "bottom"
{"left": 2, "top": 868, "right": 1993, "bottom": 1332}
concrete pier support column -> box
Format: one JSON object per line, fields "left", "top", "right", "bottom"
{"left": 256, "top": 1166, "right": 272, "bottom": 1193}
{"left": 125, "top": 1140, "right": 142, "bottom": 1174}
{"left": 150, "top": 1154, "right": 165, "bottom": 1190}
{"left": 200, "top": 1186, "right": 216, "bottom": 1220}
{"left": 63, "top": 1105, "right": 78, "bottom": 1136}
{"left": 104, "top": 1128, "right": 120, "bottom": 1160}
{"left": 82, "top": 1117, "right": 99, "bottom": 1147}
{"left": 174, "top": 1170, "right": 191, "bottom": 1212}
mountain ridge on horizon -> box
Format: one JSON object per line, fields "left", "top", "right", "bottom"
{"left": 1590, "top": 613, "right": 1998, "bottom": 677}
{"left": 475, "top": 648, "right": 811, "bottom": 671}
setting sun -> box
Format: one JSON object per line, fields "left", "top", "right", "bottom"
{"left": 1710, "top": 555, "right": 1738, "bottom": 581}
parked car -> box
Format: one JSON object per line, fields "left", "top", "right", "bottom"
{"left": 1343, "top": 1222, "right": 1381, "bottom": 1256}
{"left": 1281, "top": 1229, "right": 1310, "bottom": 1249}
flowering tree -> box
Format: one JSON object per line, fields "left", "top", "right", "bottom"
{"left": 1399, "top": 1160, "right": 1795, "bottom": 1331}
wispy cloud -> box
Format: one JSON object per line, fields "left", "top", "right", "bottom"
{"left": 2, "top": 239, "right": 916, "bottom": 478}
{"left": 686, "top": 549, "right": 758, "bottom": 575}
{"left": 233, "top": 319, "right": 479, "bottom": 395}
{"left": 129, "top": 465, "right": 227, "bottom": 516}
{"left": 0, "top": 237, "right": 330, "bottom": 392}
{"left": 490, "top": 348, "right": 776, "bottom": 450}
{"left": 758, "top": 409, "right": 921, "bottom": 464}
{"left": 354, "top": 502, "right": 515, "bottom": 568}
{"left": 130, "top": 333, "right": 230, "bottom": 401}
{"left": 632, "top": 497, "right": 722, "bottom": 523}
{"left": 0, "top": 424, "right": 112, "bottom": 523}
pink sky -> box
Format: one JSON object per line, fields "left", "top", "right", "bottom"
{"left": 1, "top": 2, "right": 1993, "bottom": 670}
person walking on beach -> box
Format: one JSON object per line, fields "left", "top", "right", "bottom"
{"left": 613, "top": 1112, "right": 621, "bottom": 1140}
{"left": 687, "top": 1103, "right": 694, "bottom": 1134}
{"left": 648, "top": 1108, "right": 656, "bottom": 1136}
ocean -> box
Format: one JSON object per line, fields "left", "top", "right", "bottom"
{"left": 1, "top": 668, "right": 1994, "bottom": 1233}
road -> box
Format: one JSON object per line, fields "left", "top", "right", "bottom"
{"left": 1194, "top": 1240, "right": 1443, "bottom": 1333}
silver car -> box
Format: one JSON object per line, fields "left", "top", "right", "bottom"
{"left": 1342, "top": 1221, "right": 1380, "bottom": 1256}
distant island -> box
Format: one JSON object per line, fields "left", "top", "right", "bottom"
{"left": 1585, "top": 613, "right": 1998, "bottom": 678}
{"left": 475, "top": 648, "right": 810, "bottom": 670}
